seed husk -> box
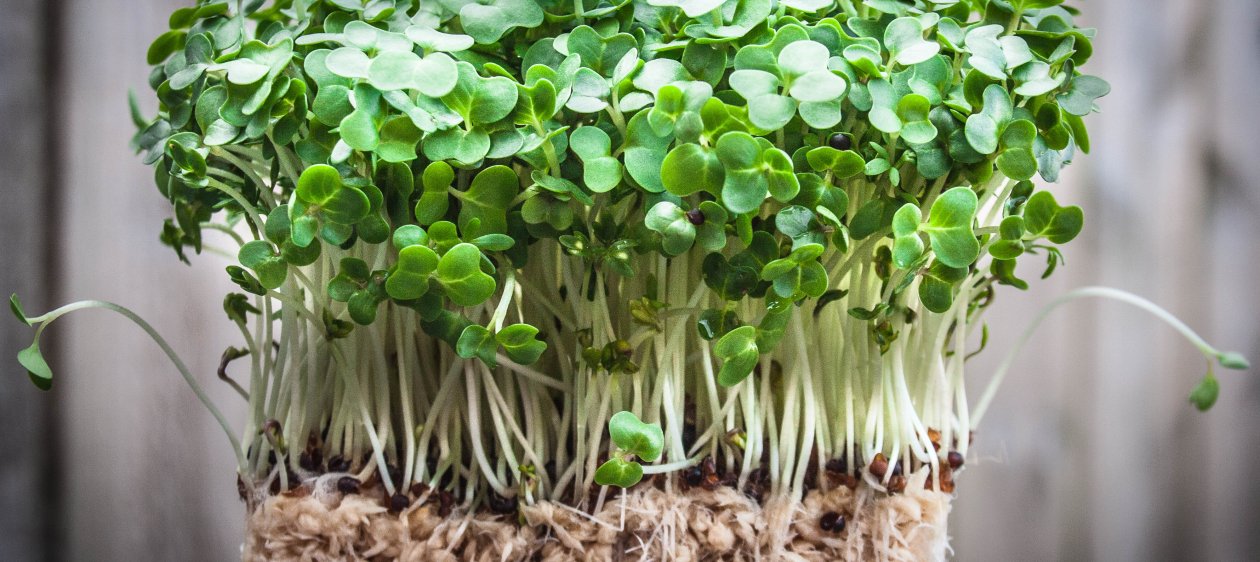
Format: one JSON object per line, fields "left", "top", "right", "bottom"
{"left": 388, "top": 493, "right": 411, "bottom": 513}
{"left": 888, "top": 474, "right": 907, "bottom": 493}
{"left": 828, "top": 133, "right": 852, "bottom": 151}
{"left": 819, "top": 511, "right": 845, "bottom": 533}
{"left": 337, "top": 476, "right": 360, "bottom": 495}
{"left": 686, "top": 208, "right": 705, "bottom": 225}
{"left": 869, "top": 453, "right": 889, "bottom": 478}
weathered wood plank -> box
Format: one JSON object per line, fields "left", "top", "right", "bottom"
{"left": 57, "top": 0, "right": 247, "bottom": 560}
{"left": 953, "top": 1, "right": 1260, "bottom": 560}
{"left": 0, "top": 0, "right": 56, "bottom": 560}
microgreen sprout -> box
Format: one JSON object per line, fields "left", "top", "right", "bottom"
{"left": 9, "top": 0, "right": 1247, "bottom": 531}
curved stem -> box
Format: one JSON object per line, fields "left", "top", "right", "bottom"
{"left": 28, "top": 300, "right": 247, "bottom": 474}
{"left": 972, "top": 286, "right": 1227, "bottom": 427}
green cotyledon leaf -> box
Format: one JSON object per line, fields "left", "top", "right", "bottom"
{"left": 496, "top": 323, "right": 547, "bottom": 365}
{"left": 608, "top": 411, "right": 664, "bottom": 462}
{"left": 715, "top": 325, "right": 759, "bottom": 387}
{"left": 436, "top": 243, "right": 496, "bottom": 307}
{"left": 923, "top": 187, "right": 980, "bottom": 268}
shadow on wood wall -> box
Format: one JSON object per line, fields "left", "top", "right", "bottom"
{"left": 1, "top": 1, "right": 1257, "bottom": 561}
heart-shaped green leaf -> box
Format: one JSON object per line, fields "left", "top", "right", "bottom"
{"left": 645, "top": 201, "right": 696, "bottom": 256}
{"left": 662, "top": 143, "right": 724, "bottom": 197}
{"left": 715, "top": 325, "right": 759, "bottom": 387}
{"left": 441, "top": 62, "right": 519, "bottom": 125}
{"left": 457, "top": 324, "right": 498, "bottom": 367}
{"left": 694, "top": 201, "right": 730, "bottom": 252}
{"left": 608, "top": 411, "right": 665, "bottom": 462}
{"left": 918, "top": 260, "right": 968, "bottom": 313}
{"left": 703, "top": 253, "right": 759, "bottom": 301}
{"left": 18, "top": 337, "right": 52, "bottom": 391}
{"left": 697, "top": 308, "right": 742, "bottom": 340}
{"left": 989, "top": 215, "right": 1027, "bottom": 260}
{"left": 1058, "top": 75, "right": 1110, "bottom": 116}
{"left": 763, "top": 147, "right": 799, "bottom": 202}
{"left": 885, "top": 16, "right": 941, "bottom": 66}
{"left": 567, "top": 25, "right": 637, "bottom": 77}
{"left": 456, "top": 0, "right": 544, "bottom": 44}
{"left": 238, "top": 240, "right": 288, "bottom": 290}
{"left": 1023, "top": 191, "right": 1083, "bottom": 244}
{"left": 497, "top": 324, "right": 547, "bottom": 365}
{"left": 386, "top": 245, "right": 439, "bottom": 300}
{"left": 594, "top": 458, "right": 644, "bottom": 488}
{"left": 569, "top": 126, "right": 622, "bottom": 193}
{"left": 296, "top": 164, "right": 370, "bottom": 226}
{"left": 892, "top": 203, "right": 926, "bottom": 268}
{"left": 806, "top": 147, "right": 865, "bottom": 178}
{"left": 717, "top": 132, "right": 770, "bottom": 214}
{"left": 458, "top": 165, "right": 518, "bottom": 238}
{"left": 897, "top": 94, "right": 938, "bottom": 144}
{"left": 436, "top": 243, "right": 496, "bottom": 307}
{"left": 513, "top": 78, "right": 558, "bottom": 126}
{"left": 776, "top": 205, "right": 825, "bottom": 251}
{"left": 923, "top": 187, "right": 980, "bottom": 268}
{"left": 1189, "top": 375, "right": 1219, "bottom": 412}
{"left": 965, "top": 84, "right": 1013, "bottom": 155}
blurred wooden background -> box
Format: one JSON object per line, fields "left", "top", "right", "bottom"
{"left": 1, "top": 1, "right": 1257, "bottom": 560}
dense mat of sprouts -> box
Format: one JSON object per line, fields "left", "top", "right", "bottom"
{"left": 16, "top": 0, "right": 1153, "bottom": 510}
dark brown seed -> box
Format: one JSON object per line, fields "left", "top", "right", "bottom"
{"left": 869, "top": 453, "right": 888, "bottom": 479}
{"left": 890, "top": 461, "right": 903, "bottom": 477}
{"left": 388, "top": 493, "right": 411, "bottom": 513}
{"left": 683, "top": 465, "right": 703, "bottom": 488}
{"left": 337, "top": 476, "right": 361, "bottom": 495}
{"left": 819, "top": 512, "right": 845, "bottom": 533}
{"left": 686, "top": 208, "right": 706, "bottom": 225}
{"left": 803, "top": 450, "right": 820, "bottom": 490}
{"left": 947, "top": 451, "right": 964, "bottom": 470}
{"left": 327, "top": 455, "right": 351, "bottom": 473}
{"left": 299, "top": 449, "right": 323, "bottom": 472}
{"left": 743, "top": 467, "right": 768, "bottom": 502}
{"left": 700, "top": 457, "right": 720, "bottom": 491}
{"left": 825, "top": 456, "right": 848, "bottom": 475}
{"left": 888, "top": 475, "right": 907, "bottom": 493}
{"left": 939, "top": 465, "right": 954, "bottom": 488}
{"left": 438, "top": 490, "right": 454, "bottom": 517}
{"left": 828, "top": 133, "right": 852, "bottom": 151}
{"left": 488, "top": 491, "right": 519, "bottom": 514}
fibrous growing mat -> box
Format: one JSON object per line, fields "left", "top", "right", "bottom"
{"left": 243, "top": 469, "right": 951, "bottom": 561}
